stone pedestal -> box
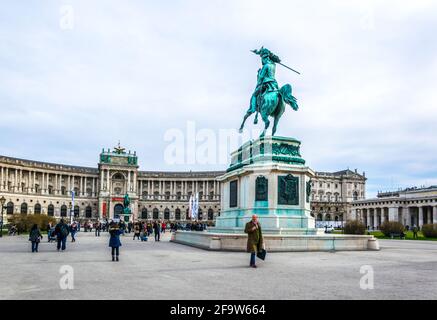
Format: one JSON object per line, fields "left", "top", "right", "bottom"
{"left": 213, "top": 136, "right": 317, "bottom": 234}
{"left": 172, "top": 136, "right": 379, "bottom": 251}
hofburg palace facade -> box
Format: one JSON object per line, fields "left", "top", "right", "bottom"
{"left": 0, "top": 144, "right": 366, "bottom": 224}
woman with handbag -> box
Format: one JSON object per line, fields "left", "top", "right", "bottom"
{"left": 29, "top": 224, "right": 43, "bottom": 253}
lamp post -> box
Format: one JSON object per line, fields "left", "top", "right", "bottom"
{"left": 0, "top": 196, "right": 6, "bottom": 238}
{"left": 69, "top": 203, "right": 72, "bottom": 224}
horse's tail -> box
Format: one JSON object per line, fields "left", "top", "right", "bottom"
{"left": 280, "top": 84, "right": 298, "bottom": 111}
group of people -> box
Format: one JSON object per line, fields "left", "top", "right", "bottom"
{"left": 32, "top": 219, "right": 71, "bottom": 252}
{"left": 27, "top": 216, "right": 267, "bottom": 268}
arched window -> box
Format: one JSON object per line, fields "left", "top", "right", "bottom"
{"left": 164, "top": 208, "right": 170, "bottom": 220}
{"left": 198, "top": 208, "right": 203, "bottom": 220}
{"left": 325, "top": 214, "right": 331, "bottom": 221}
{"left": 112, "top": 173, "right": 124, "bottom": 180}
{"left": 317, "top": 214, "right": 323, "bottom": 221}
{"left": 61, "top": 205, "right": 67, "bottom": 217}
{"left": 353, "top": 191, "right": 358, "bottom": 201}
{"left": 21, "top": 203, "right": 28, "bottom": 215}
{"left": 141, "top": 208, "right": 148, "bottom": 219}
{"left": 48, "top": 204, "right": 54, "bottom": 216}
{"left": 175, "top": 208, "right": 181, "bottom": 220}
{"left": 153, "top": 208, "right": 159, "bottom": 220}
{"left": 6, "top": 202, "right": 14, "bottom": 215}
{"left": 208, "top": 208, "right": 214, "bottom": 221}
{"left": 85, "top": 206, "right": 92, "bottom": 218}
{"left": 186, "top": 208, "right": 190, "bottom": 220}
{"left": 34, "top": 203, "right": 41, "bottom": 214}
{"left": 74, "top": 206, "right": 80, "bottom": 217}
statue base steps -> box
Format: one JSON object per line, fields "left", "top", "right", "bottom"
{"left": 171, "top": 231, "right": 380, "bottom": 252}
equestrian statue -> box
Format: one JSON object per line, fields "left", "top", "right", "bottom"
{"left": 239, "top": 47, "right": 300, "bottom": 137}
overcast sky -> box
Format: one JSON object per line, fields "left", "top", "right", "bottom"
{"left": 0, "top": 0, "right": 436, "bottom": 197}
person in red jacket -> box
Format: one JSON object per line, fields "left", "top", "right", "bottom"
{"left": 161, "top": 222, "right": 166, "bottom": 234}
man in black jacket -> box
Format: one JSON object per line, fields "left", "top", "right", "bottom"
{"left": 54, "top": 219, "right": 70, "bottom": 251}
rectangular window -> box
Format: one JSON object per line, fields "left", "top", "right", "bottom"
{"left": 230, "top": 180, "right": 238, "bottom": 208}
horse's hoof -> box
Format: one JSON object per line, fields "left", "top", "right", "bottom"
{"left": 253, "top": 119, "right": 258, "bottom": 125}
{"left": 239, "top": 128, "right": 243, "bottom": 134}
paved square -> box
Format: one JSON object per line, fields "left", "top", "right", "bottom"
{"left": 1, "top": 232, "right": 437, "bottom": 300}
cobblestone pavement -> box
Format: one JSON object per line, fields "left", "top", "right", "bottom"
{"left": 1, "top": 232, "right": 436, "bottom": 300}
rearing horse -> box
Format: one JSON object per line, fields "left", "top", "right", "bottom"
{"left": 239, "top": 84, "right": 298, "bottom": 137}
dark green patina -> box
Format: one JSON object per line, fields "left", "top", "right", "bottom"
{"left": 227, "top": 136, "right": 305, "bottom": 172}
{"left": 239, "top": 47, "right": 300, "bottom": 137}
{"left": 306, "top": 180, "right": 312, "bottom": 203}
{"left": 278, "top": 174, "right": 299, "bottom": 205}
{"left": 255, "top": 176, "right": 268, "bottom": 201}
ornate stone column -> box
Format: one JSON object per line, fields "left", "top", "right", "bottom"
{"left": 100, "top": 170, "right": 104, "bottom": 191}
{"left": 106, "top": 170, "right": 110, "bottom": 191}
{"left": 388, "top": 207, "right": 397, "bottom": 223}
{"left": 433, "top": 206, "right": 437, "bottom": 225}
{"left": 419, "top": 206, "right": 424, "bottom": 227}
{"left": 0, "top": 166, "right": 3, "bottom": 191}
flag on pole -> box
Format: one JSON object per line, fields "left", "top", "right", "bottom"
{"left": 188, "top": 194, "right": 193, "bottom": 219}
{"left": 70, "top": 189, "right": 75, "bottom": 223}
{"left": 193, "top": 192, "right": 199, "bottom": 221}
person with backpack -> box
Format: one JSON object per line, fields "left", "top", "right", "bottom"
{"left": 29, "top": 224, "right": 43, "bottom": 252}
{"left": 54, "top": 219, "right": 70, "bottom": 251}
{"left": 109, "top": 221, "right": 122, "bottom": 262}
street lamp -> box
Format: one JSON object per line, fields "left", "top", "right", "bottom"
{"left": 69, "top": 203, "right": 72, "bottom": 223}
{"left": 0, "top": 196, "right": 6, "bottom": 238}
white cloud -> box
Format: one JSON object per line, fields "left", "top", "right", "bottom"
{"left": 0, "top": 0, "right": 436, "bottom": 198}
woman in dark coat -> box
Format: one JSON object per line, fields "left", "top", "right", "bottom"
{"left": 29, "top": 224, "right": 43, "bottom": 253}
{"left": 109, "top": 222, "right": 122, "bottom": 261}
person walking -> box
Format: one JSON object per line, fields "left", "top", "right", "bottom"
{"left": 70, "top": 222, "right": 77, "bottom": 242}
{"left": 95, "top": 221, "right": 101, "bottom": 237}
{"left": 162, "top": 221, "right": 166, "bottom": 234}
{"left": 244, "top": 214, "right": 264, "bottom": 268}
{"left": 133, "top": 223, "right": 141, "bottom": 240}
{"left": 29, "top": 224, "right": 43, "bottom": 252}
{"left": 54, "top": 219, "right": 70, "bottom": 251}
{"left": 47, "top": 222, "right": 53, "bottom": 241}
{"left": 413, "top": 225, "right": 418, "bottom": 239}
{"left": 109, "top": 222, "right": 122, "bottom": 262}
{"left": 153, "top": 221, "right": 161, "bottom": 242}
